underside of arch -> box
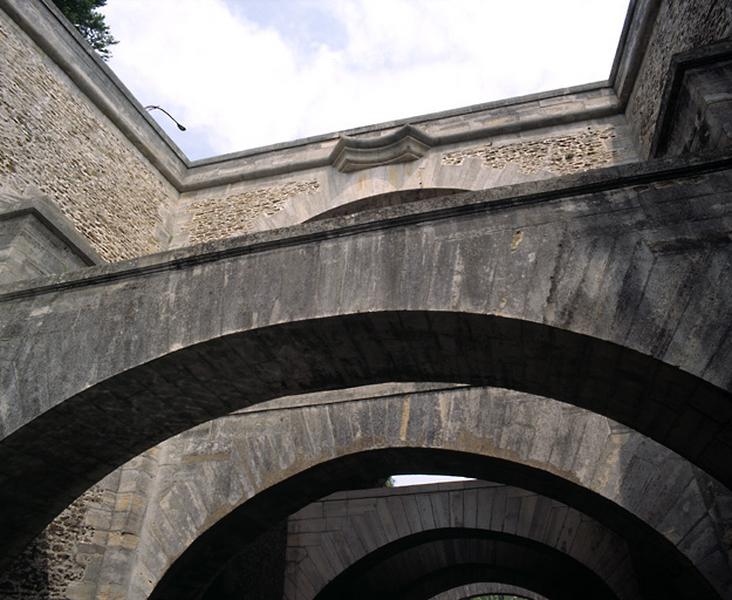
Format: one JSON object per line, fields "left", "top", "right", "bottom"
{"left": 1, "top": 310, "right": 729, "bottom": 570}
{"left": 312, "top": 529, "right": 618, "bottom": 600}
{"left": 149, "top": 447, "right": 720, "bottom": 600}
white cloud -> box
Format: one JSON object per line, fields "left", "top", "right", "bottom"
{"left": 102, "top": 0, "right": 629, "bottom": 159}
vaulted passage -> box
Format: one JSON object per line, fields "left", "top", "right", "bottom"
{"left": 1, "top": 310, "right": 731, "bottom": 571}
{"left": 144, "top": 399, "right": 726, "bottom": 600}
{"left": 1, "top": 0, "right": 732, "bottom": 597}
{"left": 315, "top": 529, "right": 618, "bottom": 600}
{"left": 3, "top": 159, "right": 731, "bottom": 552}
{"left": 430, "top": 583, "right": 547, "bottom": 600}
{"left": 283, "top": 481, "right": 639, "bottom": 600}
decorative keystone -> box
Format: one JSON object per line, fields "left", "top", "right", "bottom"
{"left": 329, "top": 124, "right": 435, "bottom": 173}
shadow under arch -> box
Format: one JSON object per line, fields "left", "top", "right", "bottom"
{"left": 1, "top": 311, "right": 730, "bottom": 570}
{"left": 312, "top": 528, "right": 617, "bottom": 600}
{"left": 149, "top": 447, "right": 718, "bottom": 600}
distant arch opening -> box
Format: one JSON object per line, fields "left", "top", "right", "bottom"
{"left": 150, "top": 447, "right": 717, "bottom": 600}
{"left": 314, "top": 529, "right": 615, "bottom": 600}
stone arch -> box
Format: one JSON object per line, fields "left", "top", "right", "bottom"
{"left": 245, "top": 117, "right": 627, "bottom": 233}
{"left": 313, "top": 529, "right": 619, "bottom": 600}
{"left": 245, "top": 158, "right": 496, "bottom": 232}
{"left": 2, "top": 167, "right": 730, "bottom": 565}
{"left": 103, "top": 386, "right": 730, "bottom": 600}
{"left": 1, "top": 313, "right": 731, "bottom": 576}
{"left": 283, "top": 482, "right": 639, "bottom": 600}
{"left": 303, "top": 188, "right": 469, "bottom": 223}
{"left": 430, "top": 582, "right": 546, "bottom": 600}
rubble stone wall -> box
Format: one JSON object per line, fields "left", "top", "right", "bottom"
{"left": 441, "top": 126, "right": 619, "bottom": 175}
{"left": 0, "top": 8, "right": 177, "bottom": 262}
{"left": 182, "top": 180, "right": 320, "bottom": 245}
{"left": 0, "top": 485, "right": 106, "bottom": 599}
{"left": 626, "top": 0, "right": 732, "bottom": 156}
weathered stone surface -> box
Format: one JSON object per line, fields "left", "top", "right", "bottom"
{"left": 441, "top": 126, "right": 619, "bottom": 175}
{"left": 0, "top": 5, "right": 177, "bottom": 261}
{"left": 625, "top": 0, "right": 732, "bottom": 156}
{"left": 0, "top": 2, "right": 731, "bottom": 599}
{"left": 0, "top": 189, "right": 101, "bottom": 284}
{"left": 55, "top": 385, "right": 725, "bottom": 600}
{"left": 192, "top": 115, "right": 637, "bottom": 243}
{"left": 652, "top": 42, "right": 732, "bottom": 157}
{"left": 0, "top": 154, "right": 731, "bottom": 578}
{"left": 0, "top": 482, "right": 108, "bottom": 599}
{"left": 314, "top": 529, "right": 616, "bottom": 600}
{"left": 182, "top": 179, "right": 320, "bottom": 245}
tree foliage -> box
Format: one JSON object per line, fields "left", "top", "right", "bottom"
{"left": 52, "top": 0, "right": 117, "bottom": 60}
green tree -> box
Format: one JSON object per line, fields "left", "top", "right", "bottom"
{"left": 52, "top": 0, "right": 117, "bottom": 60}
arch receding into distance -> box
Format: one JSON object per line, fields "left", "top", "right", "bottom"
{"left": 85, "top": 385, "right": 727, "bottom": 600}
{"left": 312, "top": 529, "right": 619, "bottom": 600}
{"left": 1, "top": 0, "right": 731, "bottom": 598}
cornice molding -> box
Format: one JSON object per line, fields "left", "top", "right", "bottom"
{"left": 329, "top": 125, "right": 436, "bottom": 172}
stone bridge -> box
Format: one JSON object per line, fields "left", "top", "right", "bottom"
{"left": 0, "top": 0, "right": 731, "bottom": 598}
{"left": 1, "top": 152, "right": 732, "bottom": 598}
{"left": 78, "top": 383, "right": 729, "bottom": 599}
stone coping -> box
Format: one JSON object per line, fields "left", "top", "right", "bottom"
{"left": 0, "top": 191, "right": 103, "bottom": 266}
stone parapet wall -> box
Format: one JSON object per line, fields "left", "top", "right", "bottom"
{"left": 5, "top": 0, "right": 731, "bottom": 260}
{"left": 0, "top": 482, "right": 108, "bottom": 599}
{"left": 0, "top": 6, "right": 177, "bottom": 263}
{"left": 0, "top": 1, "right": 642, "bottom": 257}
{"left": 175, "top": 118, "right": 637, "bottom": 247}
{"left": 441, "top": 125, "right": 619, "bottom": 175}
{"left": 626, "top": 0, "right": 732, "bottom": 156}
{"left": 182, "top": 179, "right": 320, "bottom": 245}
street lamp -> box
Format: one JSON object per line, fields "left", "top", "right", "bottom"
{"left": 144, "top": 105, "right": 186, "bottom": 131}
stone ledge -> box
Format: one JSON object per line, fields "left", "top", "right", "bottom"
{"left": 0, "top": 189, "right": 103, "bottom": 284}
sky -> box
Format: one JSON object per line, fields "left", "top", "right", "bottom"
{"left": 391, "top": 475, "right": 473, "bottom": 487}
{"left": 102, "top": 0, "right": 630, "bottom": 161}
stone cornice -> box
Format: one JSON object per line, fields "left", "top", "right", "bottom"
{"left": 329, "top": 125, "right": 436, "bottom": 173}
